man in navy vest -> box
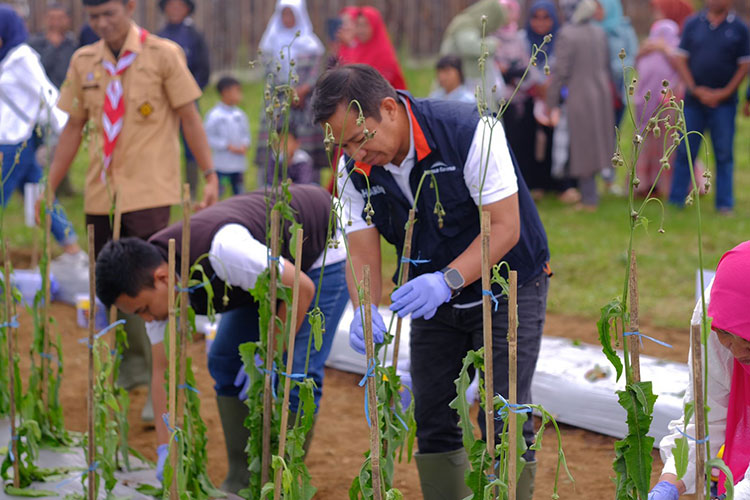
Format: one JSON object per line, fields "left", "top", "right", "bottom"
{"left": 312, "top": 64, "right": 551, "bottom": 500}
{"left": 95, "top": 185, "right": 348, "bottom": 493}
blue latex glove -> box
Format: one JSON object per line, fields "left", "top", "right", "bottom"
{"left": 648, "top": 481, "right": 679, "bottom": 500}
{"left": 155, "top": 443, "right": 169, "bottom": 482}
{"left": 349, "top": 303, "right": 386, "bottom": 355}
{"left": 389, "top": 272, "right": 451, "bottom": 320}
{"left": 233, "top": 365, "right": 251, "bottom": 401}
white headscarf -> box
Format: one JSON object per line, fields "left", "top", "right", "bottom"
{"left": 259, "top": 0, "right": 324, "bottom": 80}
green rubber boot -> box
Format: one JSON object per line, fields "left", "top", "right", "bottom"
{"left": 516, "top": 460, "right": 537, "bottom": 500}
{"left": 216, "top": 396, "right": 251, "bottom": 494}
{"left": 117, "top": 311, "right": 151, "bottom": 391}
{"left": 415, "top": 449, "right": 472, "bottom": 500}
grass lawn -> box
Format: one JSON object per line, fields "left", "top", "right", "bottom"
{"left": 2, "top": 63, "right": 748, "bottom": 329}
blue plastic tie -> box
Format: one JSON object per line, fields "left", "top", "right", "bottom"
{"left": 56, "top": 461, "right": 99, "bottom": 489}
{"left": 267, "top": 255, "right": 280, "bottom": 262}
{"left": 162, "top": 413, "right": 180, "bottom": 442}
{"left": 175, "top": 273, "right": 216, "bottom": 293}
{"left": 7, "top": 435, "right": 18, "bottom": 463}
{"left": 0, "top": 317, "right": 19, "bottom": 329}
{"left": 486, "top": 474, "right": 498, "bottom": 481}
{"left": 359, "top": 359, "right": 376, "bottom": 427}
{"left": 178, "top": 383, "right": 200, "bottom": 394}
{"left": 676, "top": 427, "right": 709, "bottom": 444}
{"left": 623, "top": 331, "right": 673, "bottom": 349}
{"left": 394, "top": 411, "right": 409, "bottom": 431}
{"left": 78, "top": 319, "right": 127, "bottom": 348}
{"left": 495, "top": 393, "right": 532, "bottom": 417}
{"left": 482, "top": 290, "right": 499, "bottom": 312}
{"left": 400, "top": 257, "right": 431, "bottom": 266}
{"left": 39, "top": 352, "right": 61, "bottom": 366}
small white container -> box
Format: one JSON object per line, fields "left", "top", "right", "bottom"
{"left": 75, "top": 293, "right": 108, "bottom": 330}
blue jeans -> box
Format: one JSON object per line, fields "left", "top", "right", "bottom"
{"left": 208, "top": 261, "right": 349, "bottom": 412}
{"left": 217, "top": 172, "right": 244, "bottom": 197}
{"left": 1, "top": 142, "right": 77, "bottom": 246}
{"left": 668, "top": 100, "right": 737, "bottom": 210}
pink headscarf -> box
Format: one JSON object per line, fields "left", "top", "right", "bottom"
{"left": 708, "top": 240, "right": 750, "bottom": 493}
{"left": 634, "top": 19, "right": 681, "bottom": 121}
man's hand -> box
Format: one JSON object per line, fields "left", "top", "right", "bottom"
{"left": 349, "top": 304, "right": 386, "bottom": 355}
{"left": 694, "top": 86, "right": 723, "bottom": 108}
{"left": 227, "top": 144, "right": 247, "bottom": 155}
{"left": 198, "top": 173, "right": 219, "bottom": 210}
{"left": 389, "top": 272, "right": 451, "bottom": 320}
{"left": 648, "top": 481, "right": 679, "bottom": 500}
{"left": 155, "top": 443, "right": 169, "bottom": 482}
{"left": 548, "top": 107, "right": 561, "bottom": 127}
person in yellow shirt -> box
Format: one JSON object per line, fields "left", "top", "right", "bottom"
{"left": 46, "top": 0, "right": 219, "bottom": 418}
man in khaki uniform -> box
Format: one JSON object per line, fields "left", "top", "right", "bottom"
{"left": 46, "top": 0, "right": 219, "bottom": 417}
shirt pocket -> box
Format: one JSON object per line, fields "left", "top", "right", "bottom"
{"left": 127, "top": 67, "right": 166, "bottom": 123}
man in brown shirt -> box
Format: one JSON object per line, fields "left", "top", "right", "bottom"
{"left": 47, "top": 0, "right": 219, "bottom": 414}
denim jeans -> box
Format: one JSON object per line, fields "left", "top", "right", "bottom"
{"left": 410, "top": 272, "right": 549, "bottom": 459}
{"left": 208, "top": 260, "right": 349, "bottom": 412}
{"left": 217, "top": 172, "right": 244, "bottom": 197}
{"left": 668, "top": 100, "right": 737, "bottom": 210}
{"left": 1, "top": 142, "right": 77, "bottom": 246}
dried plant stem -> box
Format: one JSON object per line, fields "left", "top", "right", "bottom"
{"left": 261, "top": 210, "right": 282, "bottom": 486}
{"left": 3, "top": 234, "right": 20, "bottom": 488}
{"left": 41, "top": 179, "right": 53, "bottom": 411}
{"left": 691, "top": 323, "right": 706, "bottom": 500}
{"left": 363, "top": 265, "right": 383, "bottom": 500}
{"left": 481, "top": 211, "right": 496, "bottom": 495}
{"left": 392, "top": 209, "right": 415, "bottom": 369}
{"left": 508, "top": 270, "right": 518, "bottom": 500}
{"left": 628, "top": 253, "right": 641, "bottom": 382}
{"left": 273, "top": 228, "right": 304, "bottom": 500}
{"left": 167, "top": 239, "right": 178, "bottom": 500}
{"left": 178, "top": 184, "right": 191, "bottom": 426}
{"left": 86, "top": 225, "right": 96, "bottom": 500}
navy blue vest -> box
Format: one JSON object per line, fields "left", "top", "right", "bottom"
{"left": 345, "top": 92, "right": 549, "bottom": 305}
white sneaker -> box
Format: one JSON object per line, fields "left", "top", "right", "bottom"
{"left": 49, "top": 250, "right": 90, "bottom": 305}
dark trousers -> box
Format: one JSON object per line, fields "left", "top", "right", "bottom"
{"left": 218, "top": 172, "right": 245, "bottom": 197}
{"left": 410, "top": 272, "right": 549, "bottom": 458}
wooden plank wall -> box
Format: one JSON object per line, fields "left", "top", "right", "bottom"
{"left": 18, "top": 0, "right": 750, "bottom": 72}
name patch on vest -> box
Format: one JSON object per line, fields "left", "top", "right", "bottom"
{"left": 426, "top": 161, "right": 457, "bottom": 174}
{"left": 360, "top": 185, "right": 387, "bottom": 198}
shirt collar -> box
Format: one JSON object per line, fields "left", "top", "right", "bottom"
{"left": 97, "top": 22, "right": 144, "bottom": 63}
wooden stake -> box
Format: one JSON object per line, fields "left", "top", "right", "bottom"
{"left": 691, "top": 323, "right": 706, "bottom": 500}
{"left": 167, "top": 239, "right": 178, "bottom": 500}
{"left": 3, "top": 235, "right": 20, "bottom": 488}
{"left": 86, "top": 225, "right": 96, "bottom": 500}
{"left": 273, "top": 228, "right": 304, "bottom": 500}
{"left": 261, "top": 210, "right": 282, "bottom": 486}
{"left": 480, "top": 211, "right": 496, "bottom": 491}
{"left": 31, "top": 229, "right": 39, "bottom": 270}
{"left": 392, "top": 209, "right": 415, "bottom": 370}
{"left": 628, "top": 252, "right": 641, "bottom": 383}
{"left": 363, "top": 265, "right": 383, "bottom": 500}
{"left": 508, "top": 270, "right": 519, "bottom": 500}
{"left": 178, "top": 184, "right": 191, "bottom": 426}
{"left": 41, "top": 179, "right": 53, "bottom": 411}
{"left": 108, "top": 188, "right": 123, "bottom": 326}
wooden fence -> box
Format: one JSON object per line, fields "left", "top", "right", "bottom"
{"left": 17, "top": 0, "right": 750, "bottom": 72}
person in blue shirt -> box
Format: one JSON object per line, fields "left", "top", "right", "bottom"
{"left": 668, "top": 0, "right": 750, "bottom": 214}
{"left": 158, "top": 0, "right": 211, "bottom": 200}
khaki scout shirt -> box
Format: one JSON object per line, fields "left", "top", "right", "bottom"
{"left": 58, "top": 23, "right": 201, "bottom": 215}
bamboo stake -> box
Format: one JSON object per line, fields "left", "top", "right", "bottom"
{"left": 86, "top": 225, "right": 96, "bottom": 500}
{"left": 480, "top": 211, "right": 496, "bottom": 492}
{"left": 508, "top": 270, "right": 518, "bottom": 500}
{"left": 273, "top": 228, "right": 304, "bottom": 500}
{"left": 628, "top": 252, "right": 641, "bottom": 382}
{"left": 3, "top": 235, "right": 20, "bottom": 488}
{"left": 392, "top": 209, "right": 416, "bottom": 369}
{"left": 41, "top": 179, "right": 53, "bottom": 411}
{"left": 691, "top": 323, "right": 706, "bottom": 500}
{"left": 31, "top": 229, "right": 39, "bottom": 270}
{"left": 261, "top": 210, "right": 282, "bottom": 486}
{"left": 363, "top": 265, "right": 383, "bottom": 500}
{"left": 178, "top": 184, "right": 191, "bottom": 427}
{"left": 108, "top": 188, "right": 122, "bottom": 326}
{"left": 167, "top": 239, "right": 178, "bottom": 500}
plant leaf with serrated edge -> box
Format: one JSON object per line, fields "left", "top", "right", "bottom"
{"left": 617, "top": 383, "right": 656, "bottom": 499}
{"left": 706, "top": 458, "right": 734, "bottom": 500}
{"left": 597, "top": 298, "right": 624, "bottom": 381}
{"left": 674, "top": 437, "right": 689, "bottom": 479}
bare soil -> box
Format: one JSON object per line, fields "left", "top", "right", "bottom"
{"left": 12, "top": 300, "right": 694, "bottom": 499}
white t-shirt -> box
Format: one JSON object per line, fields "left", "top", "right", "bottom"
{"left": 336, "top": 97, "right": 518, "bottom": 234}
{"left": 146, "top": 223, "right": 346, "bottom": 344}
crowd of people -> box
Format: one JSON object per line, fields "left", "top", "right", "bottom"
{"left": 1, "top": 0, "right": 750, "bottom": 499}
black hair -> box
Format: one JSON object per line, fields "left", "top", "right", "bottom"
{"left": 276, "top": 121, "right": 298, "bottom": 139}
{"left": 82, "top": 0, "right": 128, "bottom": 5}
{"left": 436, "top": 54, "right": 464, "bottom": 84}
{"left": 47, "top": 3, "right": 72, "bottom": 15}
{"left": 95, "top": 237, "right": 166, "bottom": 308}
{"left": 311, "top": 64, "right": 398, "bottom": 124}
{"left": 216, "top": 75, "right": 241, "bottom": 95}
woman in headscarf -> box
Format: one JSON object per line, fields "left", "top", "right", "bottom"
{"left": 440, "top": 0, "right": 505, "bottom": 110}
{"left": 337, "top": 6, "right": 406, "bottom": 90}
{"left": 651, "top": 241, "right": 750, "bottom": 500}
{"left": 255, "top": 0, "right": 327, "bottom": 184}
{"left": 651, "top": 0, "right": 694, "bottom": 31}
{"left": 0, "top": 5, "right": 81, "bottom": 255}
{"left": 545, "top": 0, "right": 614, "bottom": 210}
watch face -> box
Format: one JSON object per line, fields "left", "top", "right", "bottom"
{"left": 444, "top": 268, "right": 465, "bottom": 290}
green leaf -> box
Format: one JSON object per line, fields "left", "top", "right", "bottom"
{"left": 706, "top": 458, "right": 734, "bottom": 500}
{"left": 4, "top": 486, "right": 58, "bottom": 497}
{"left": 289, "top": 222, "right": 303, "bottom": 260}
{"left": 597, "top": 298, "right": 624, "bottom": 381}
{"left": 674, "top": 437, "right": 689, "bottom": 479}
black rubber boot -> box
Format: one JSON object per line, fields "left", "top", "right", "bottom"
{"left": 415, "top": 449, "right": 472, "bottom": 500}
{"left": 216, "top": 396, "right": 251, "bottom": 494}
{"left": 117, "top": 311, "right": 151, "bottom": 391}
{"left": 516, "top": 460, "right": 537, "bottom": 500}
